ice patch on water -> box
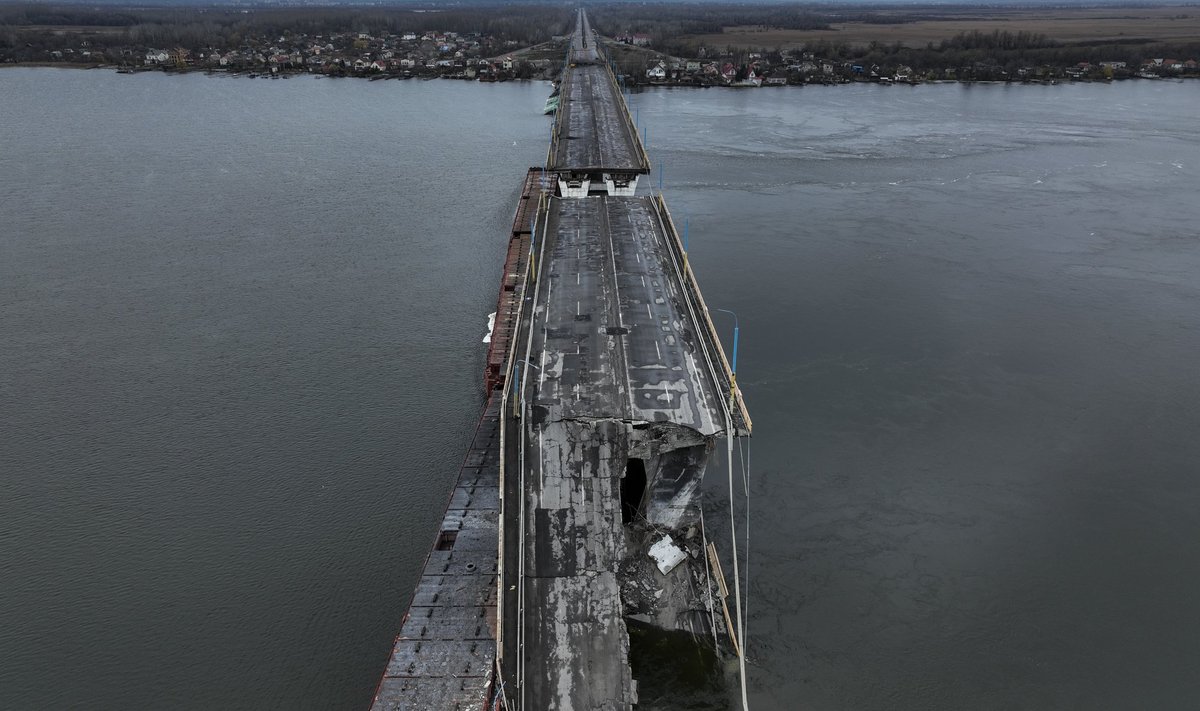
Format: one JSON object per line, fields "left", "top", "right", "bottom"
{"left": 482, "top": 311, "right": 496, "bottom": 344}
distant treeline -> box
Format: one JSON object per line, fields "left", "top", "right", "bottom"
{"left": 808, "top": 30, "right": 1200, "bottom": 72}
{"left": 587, "top": 3, "right": 833, "bottom": 43}
{"left": 583, "top": 2, "right": 1025, "bottom": 41}
{"left": 0, "top": 3, "right": 573, "bottom": 51}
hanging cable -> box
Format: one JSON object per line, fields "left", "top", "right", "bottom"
{"left": 737, "top": 434, "right": 752, "bottom": 661}
{"left": 699, "top": 509, "right": 719, "bottom": 644}
{"left": 728, "top": 433, "right": 750, "bottom": 710}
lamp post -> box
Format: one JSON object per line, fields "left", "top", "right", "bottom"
{"left": 511, "top": 359, "right": 541, "bottom": 418}
{"left": 714, "top": 308, "right": 739, "bottom": 398}
{"left": 529, "top": 212, "right": 538, "bottom": 281}
{"left": 714, "top": 306, "right": 749, "bottom": 710}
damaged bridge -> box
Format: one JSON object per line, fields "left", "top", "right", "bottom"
{"left": 500, "top": 190, "right": 749, "bottom": 709}
{"left": 371, "top": 9, "right": 749, "bottom": 711}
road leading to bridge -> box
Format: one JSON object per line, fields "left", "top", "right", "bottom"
{"left": 549, "top": 65, "right": 647, "bottom": 174}
{"left": 548, "top": 9, "right": 649, "bottom": 196}
{"left": 567, "top": 7, "right": 599, "bottom": 64}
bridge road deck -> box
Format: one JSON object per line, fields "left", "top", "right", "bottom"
{"left": 567, "top": 8, "right": 599, "bottom": 64}
{"left": 511, "top": 196, "right": 729, "bottom": 709}
{"left": 529, "top": 197, "right": 726, "bottom": 431}
{"left": 549, "top": 64, "right": 649, "bottom": 174}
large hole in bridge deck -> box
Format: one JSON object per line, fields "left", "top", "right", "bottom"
{"left": 435, "top": 530, "right": 457, "bottom": 551}
{"left": 621, "top": 458, "right": 647, "bottom": 525}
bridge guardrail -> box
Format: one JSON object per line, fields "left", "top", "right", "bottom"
{"left": 605, "top": 62, "right": 651, "bottom": 172}
{"left": 652, "top": 193, "right": 753, "bottom": 436}
{"left": 496, "top": 179, "right": 549, "bottom": 705}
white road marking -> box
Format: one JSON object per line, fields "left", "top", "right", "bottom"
{"left": 540, "top": 347, "right": 548, "bottom": 388}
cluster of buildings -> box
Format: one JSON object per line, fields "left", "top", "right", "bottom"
{"left": 1069, "top": 58, "right": 1199, "bottom": 79}
{"left": 636, "top": 53, "right": 919, "bottom": 87}
{"left": 12, "top": 28, "right": 1198, "bottom": 87}
{"left": 635, "top": 48, "right": 1200, "bottom": 87}
{"left": 8, "top": 29, "right": 554, "bottom": 80}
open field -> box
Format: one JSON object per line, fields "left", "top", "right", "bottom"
{"left": 682, "top": 7, "right": 1200, "bottom": 49}
{"left": 14, "top": 25, "right": 128, "bottom": 35}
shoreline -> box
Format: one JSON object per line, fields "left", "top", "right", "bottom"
{"left": 3, "top": 62, "right": 1195, "bottom": 89}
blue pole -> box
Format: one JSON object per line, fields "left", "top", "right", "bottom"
{"left": 684, "top": 217, "right": 689, "bottom": 252}
{"left": 635, "top": 107, "right": 639, "bottom": 126}
{"left": 643, "top": 125, "right": 648, "bottom": 148}
{"left": 658, "top": 160, "right": 663, "bottom": 191}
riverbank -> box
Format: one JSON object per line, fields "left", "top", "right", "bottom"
{"left": 5, "top": 61, "right": 1197, "bottom": 92}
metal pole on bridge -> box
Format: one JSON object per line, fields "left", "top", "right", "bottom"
{"left": 529, "top": 212, "right": 537, "bottom": 281}
{"left": 715, "top": 309, "right": 740, "bottom": 399}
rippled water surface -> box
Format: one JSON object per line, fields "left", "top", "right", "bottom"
{"left": 632, "top": 81, "right": 1200, "bottom": 710}
{"left": 2, "top": 70, "right": 1199, "bottom": 709}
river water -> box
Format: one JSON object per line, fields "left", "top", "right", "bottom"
{"left": 2, "top": 69, "right": 1199, "bottom": 709}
